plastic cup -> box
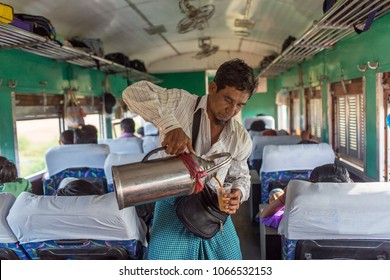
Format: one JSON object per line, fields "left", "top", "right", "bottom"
{"left": 217, "top": 183, "right": 232, "bottom": 212}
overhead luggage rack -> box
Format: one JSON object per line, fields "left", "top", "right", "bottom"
{"left": 0, "top": 23, "right": 161, "bottom": 83}
{"left": 259, "top": 0, "right": 390, "bottom": 78}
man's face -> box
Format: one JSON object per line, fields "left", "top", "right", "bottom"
{"left": 208, "top": 82, "right": 250, "bottom": 124}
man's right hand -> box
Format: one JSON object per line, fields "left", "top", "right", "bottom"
{"left": 161, "top": 128, "right": 195, "bottom": 155}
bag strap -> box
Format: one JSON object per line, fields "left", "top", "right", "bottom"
{"left": 192, "top": 96, "right": 202, "bottom": 148}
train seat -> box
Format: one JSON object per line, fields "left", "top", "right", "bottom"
{"left": 279, "top": 180, "right": 390, "bottom": 260}
{"left": 99, "top": 138, "right": 143, "bottom": 154}
{"left": 244, "top": 116, "right": 275, "bottom": 131}
{"left": 0, "top": 193, "right": 29, "bottom": 259}
{"left": 6, "top": 192, "right": 148, "bottom": 260}
{"left": 248, "top": 135, "right": 300, "bottom": 172}
{"left": 259, "top": 143, "right": 335, "bottom": 203}
{"left": 104, "top": 153, "right": 146, "bottom": 192}
{"left": 43, "top": 144, "right": 110, "bottom": 195}
{"left": 142, "top": 122, "right": 160, "bottom": 153}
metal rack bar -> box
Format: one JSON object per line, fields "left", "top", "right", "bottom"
{"left": 259, "top": 0, "right": 390, "bottom": 78}
{"left": 0, "top": 22, "right": 161, "bottom": 83}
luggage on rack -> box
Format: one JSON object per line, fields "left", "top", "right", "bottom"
{"left": 104, "top": 52, "right": 131, "bottom": 67}
{"left": 0, "top": 3, "right": 13, "bottom": 24}
{"left": 259, "top": 53, "right": 277, "bottom": 72}
{"left": 68, "top": 37, "right": 104, "bottom": 57}
{"left": 129, "top": 59, "right": 147, "bottom": 72}
{"left": 14, "top": 13, "right": 57, "bottom": 40}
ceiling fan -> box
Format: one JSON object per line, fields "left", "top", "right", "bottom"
{"left": 177, "top": 0, "right": 215, "bottom": 34}
{"left": 194, "top": 36, "right": 219, "bottom": 59}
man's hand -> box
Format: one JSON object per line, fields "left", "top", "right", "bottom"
{"left": 161, "top": 128, "right": 196, "bottom": 155}
{"left": 223, "top": 188, "right": 242, "bottom": 215}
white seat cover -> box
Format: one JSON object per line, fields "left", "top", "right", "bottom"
{"left": 45, "top": 144, "right": 110, "bottom": 176}
{"left": 250, "top": 135, "right": 301, "bottom": 162}
{"left": 7, "top": 192, "right": 147, "bottom": 246}
{"left": 0, "top": 193, "right": 17, "bottom": 243}
{"left": 279, "top": 180, "right": 390, "bottom": 240}
{"left": 260, "top": 143, "right": 335, "bottom": 173}
{"left": 102, "top": 138, "right": 143, "bottom": 154}
{"left": 104, "top": 153, "right": 146, "bottom": 185}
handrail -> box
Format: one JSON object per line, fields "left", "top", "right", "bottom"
{"left": 259, "top": 0, "right": 390, "bottom": 78}
{"left": 0, "top": 22, "right": 162, "bottom": 83}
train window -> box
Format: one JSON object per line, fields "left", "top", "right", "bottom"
{"left": 304, "top": 87, "right": 322, "bottom": 142}
{"left": 16, "top": 118, "right": 60, "bottom": 177}
{"left": 290, "top": 90, "right": 300, "bottom": 135}
{"left": 331, "top": 78, "right": 366, "bottom": 170}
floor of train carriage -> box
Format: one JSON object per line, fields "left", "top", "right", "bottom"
{"left": 231, "top": 199, "right": 261, "bottom": 260}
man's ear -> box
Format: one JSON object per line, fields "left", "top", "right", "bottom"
{"left": 208, "top": 81, "right": 217, "bottom": 95}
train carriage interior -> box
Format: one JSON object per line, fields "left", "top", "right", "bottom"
{"left": 1, "top": 0, "right": 390, "bottom": 260}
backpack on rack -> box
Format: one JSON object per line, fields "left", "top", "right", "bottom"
{"left": 128, "top": 59, "right": 147, "bottom": 72}
{"left": 322, "top": 0, "right": 379, "bottom": 34}
{"left": 259, "top": 53, "right": 278, "bottom": 72}
{"left": 68, "top": 37, "right": 104, "bottom": 57}
{"left": 281, "top": 35, "right": 296, "bottom": 53}
{"left": 104, "top": 52, "right": 131, "bottom": 67}
{"left": 14, "top": 13, "right": 57, "bottom": 41}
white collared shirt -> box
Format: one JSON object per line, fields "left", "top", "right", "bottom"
{"left": 123, "top": 81, "right": 252, "bottom": 201}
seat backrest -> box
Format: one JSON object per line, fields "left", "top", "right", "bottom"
{"left": 249, "top": 135, "right": 300, "bottom": 162}
{"left": 104, "top": 153, "right": 146, "bottom": 191}
{"left": 101, "top": 138, "right": 143, "bottom": 154}
{"left": 144, "top": 122, "right": 158, "bottom": 136}
{"left": 0, "top": 193, "right": 28, "bottom": 259}
{"left": 142, "top": 136, "right": 160, "bottom": 154}
{"left": 45, "top": 144, "right": 110, "bottom": 177}
{"left": 43, "top": 144, "right": 110, "bottom": 194}
{"left": 7, "top": 192, "right": 147, "bottom": 260}
{"left": 279, "top": 180, "right": 390, "bottom": 259}
{"left": 259, "top": 143, "right": 335, "bottom": 203}
{"left": 244, "top": 116, "right": 275, "bottom": 130}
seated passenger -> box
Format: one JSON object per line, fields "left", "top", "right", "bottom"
{"left": 249, "top": 120, "right": 266, "bottom": 132}
{"left": 59, "top": 130, "right": 74, "bottom": 145}
{"left": 260, "top": 188, "right": 285, "bottom": 228}
{"left": 298, "top": 128, "right": 317, "bottom": 144}
{"left": 119, "top": 118, "right": 136, "bottom": 138}
{"left": 74, "top": 124, "right": 98, "bottom": 144}
{"left": 260, "top": 163, "right": 353, "bottom": 228}
{"left": 0, "top": 156, "right": 32, "bottom": 197}
{"left": 262, "top": 129, "right": 277, "bottom": 136}
{"left": 55, "top": 178, "right": 104, "bottom": 196}
{"left": 137, "top": 126, "right": 144, "bottom": 137}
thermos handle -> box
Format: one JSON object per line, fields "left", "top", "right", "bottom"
{"left": 142, "top": 147, "right": 232, "bottom": 175}
{"left": 142, "top": 146, "right": 167, "bottom": 162}
{"left": 204, "top": 153, "right": 232, "bottom": 174}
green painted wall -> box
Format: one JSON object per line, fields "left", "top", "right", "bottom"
{"left": 154, "top": 71, "right": 206, "bottom": 96}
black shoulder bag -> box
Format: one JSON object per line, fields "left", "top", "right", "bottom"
{"left": 174, "top": 97, "right": 229, "bottom": 240}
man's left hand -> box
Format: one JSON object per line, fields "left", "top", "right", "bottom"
{"left": 224, "top": 188, "right": 242, "bottom": 215}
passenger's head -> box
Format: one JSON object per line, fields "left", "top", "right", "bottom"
{"left": 309, "top": 163, "right": 353, "bottom": 183}
{"left": 120, "top": 118, "right": 135, "bottom": 134}
{"left": 207, "top": 59, "right": 256, "bottom": 125}
{"left": 0, "top": 156, "right": 18, "bottom": 185}
{"left": 74, "top": 125, "right": 98, "bottom": 144}
{"left": 59, "top": 130, "right": 74, "bottom": 145}
{"left": 137, "top": 126, "right": 144, "bottom": 137}
{"left": 249, "top": 120, "right": 266, "bottom": 132}
{"left": 268, "top": 188, "right": 284, "bottom": 203}
{"left": 56, "top": 179, "right": 103, "bottom": 196}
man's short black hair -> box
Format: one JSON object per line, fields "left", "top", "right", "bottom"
{"left": 60, "top": 130, "right": 74, "bottom": 144}
{"left": 120, "top": 118, "right": 135, "bottom": 133}
{"left": 74, "top": 125, "right": 98, "bottom": 144}
{"left": 214, "top": 58, "right": 257, "bottom": 98}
